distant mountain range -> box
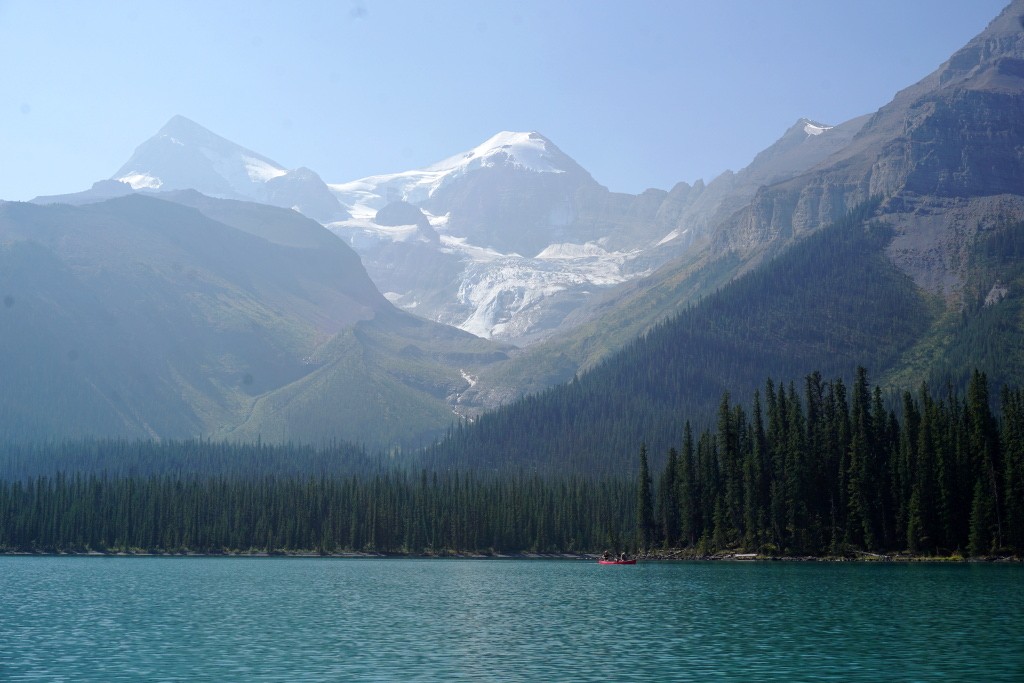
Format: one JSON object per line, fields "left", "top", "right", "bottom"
{"left": 37, "top": 108, "right": 869, "bottom": 346}
{"left": 10, "top": 0, "right": 1024, "bottom": 454}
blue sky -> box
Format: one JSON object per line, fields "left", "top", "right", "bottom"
{"left": 0, "top": 0, "right": 1010, "bottom": 201}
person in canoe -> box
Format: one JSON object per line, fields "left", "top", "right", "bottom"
{"left": 602, "top": 550, "right": 612, "bottom": 561}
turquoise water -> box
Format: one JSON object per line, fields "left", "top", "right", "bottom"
{"left": 1, "top": 557, "right": 1021, "bottom": 681}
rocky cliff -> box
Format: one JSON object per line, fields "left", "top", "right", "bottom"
{"left": 714, "top": 0, "right": 1024, "bottom": 302}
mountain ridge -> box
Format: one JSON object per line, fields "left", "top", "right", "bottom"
{"left": 0, "top": 194, "right": 511, "bottom": 445}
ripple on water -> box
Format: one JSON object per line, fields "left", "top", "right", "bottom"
{"left": 0, "top": 558, "right": 1022, "bottom": 681}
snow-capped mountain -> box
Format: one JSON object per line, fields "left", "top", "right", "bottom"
{"left": 113, "top": 116, "right": 348, "bottom": 223}
{"left": 97, "top": 117, "right": 865, "bottom": 344}
{"left": 330, "top": 131, "right": 602, "bottom": 254}
{"left": 331, "top": 131, "right": 581, "bottom": 213}
{"left": 325, "top": 130, "right": 668, "bottom": 341}
{"left": 325, "top": 122, "right": 868, "bottom": 342}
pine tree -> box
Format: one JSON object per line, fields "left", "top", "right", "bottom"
{"left": 658, "top": 447, "right": 680, "bottom": 548}
{"left": 967, "top": 370, "right": 1003, "bottom": 550}
{"left": 636, "top": 444, "right": 655, "bottom": 552}
{"left": 716, "top": 393, "right": 743, "bottom": 545}
{"left": 847, "top": 366, "right": 876, "bottom": 550}
{"left": 1002, "top": 387, "right": 1024, "bottom": 551}
{"left": 678, "top": 422, "right": 697, "bottom": 547}
{"left": 968, "top": 477, "right": 994, "bottom": 556}
{"left": 785, "top": 382, "right": 809, "bottom": 553}
{"left": 742, "top": 390, "right": 767, "bottom": 549}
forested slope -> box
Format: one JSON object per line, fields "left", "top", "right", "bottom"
{"left": 425, "top": 203, "right": 937, "bottom": 473}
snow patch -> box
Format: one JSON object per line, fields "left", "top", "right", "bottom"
{"left": 536, "top": 242, "right": 610, "bottom": 259}
{"left": 656, "top": 228, "right": 690, "bottom": 246}
{"left": 428, "top": 131, "right": 565, "bottom": 175}
{"left": 803, "top": 122, "right": 833, "bottom": 136}
{"left": 657, "top": 229, "right": 681, "bottom": 246}
{"left": 326, "top": 216, "right": 422, "bottom": 244}
{"left": 243, "top": 155, "right": 288, "bottom": 183}
{"left": 447, "top": 242, "right": 640, "bottom": 339}
{"left": 119, "top": 172, "right": 163, "bottom": 190}
{"left": 439, "top": 235, "right": 508, "bottom": 262}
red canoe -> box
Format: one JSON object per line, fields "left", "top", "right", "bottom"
{"left": 598, "top": 559, "right": 636, "bottom": 565}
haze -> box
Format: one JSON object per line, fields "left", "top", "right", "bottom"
{"left": 0, "top": 0, "right": 1008, "bottom": 201}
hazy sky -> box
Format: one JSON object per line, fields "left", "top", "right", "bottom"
{"left": 0, "top": 0, "right": 1010, "bottom": 201}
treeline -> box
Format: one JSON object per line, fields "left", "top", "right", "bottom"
{"left": 0, "top": 470, "right": 634, "bottom": 555}
{"left": 638, "top": 368, "right": 1024, "bottom": 556}
{"left": 3, "top": 368, "right": 1021, "bottom": 558}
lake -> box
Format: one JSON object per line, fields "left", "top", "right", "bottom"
{"left": 1, "top": 557, "right": 1021, "bottom": 681}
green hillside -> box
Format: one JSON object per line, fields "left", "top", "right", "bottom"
{"left": 223, "top": 309, "right": 509, "bottom": 447}
{"left": 0, "top": 196, "right": 510, "bottom": 447}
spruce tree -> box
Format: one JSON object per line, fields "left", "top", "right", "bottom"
{"left": 636, "top": 444, "right": 655, "bottom": 552}
{"left": 967, "top": 370, "right": 1003, "bottom": 550}
{"left": 678, "top": 422, "right": 696, "bottom": 547}
{"left": 847, "top": 366, "right": 876, "bottom": 550}
{"left": 968, "top": 477, "right": 994, "bottom": 556}
{"left": 658, "top": 447, "right": 680, "bottom": 548}
{"left": 743, "top": 390, "right": 767, "bottom": 549}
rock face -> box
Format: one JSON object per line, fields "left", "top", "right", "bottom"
{"left": 676, "top": 116, "right": 869, "bottom": 242}
{"left": 714, "top": 0, "right": 1024, "bottom": 303}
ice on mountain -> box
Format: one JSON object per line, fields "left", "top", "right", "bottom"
{"left": 803, "top": 121, "right": 833, "bottom": 136}
{"left": 120, "top": 172, "right": 163, "bottom": 190}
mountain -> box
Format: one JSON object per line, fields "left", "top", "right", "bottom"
{"left": 424, "top": 1, "right": 1024, "bottom": 471}
{"left": 661, "top": 115, "right": 869, "bottom": 240}
{"left": 94, "top": 114, "right": 868, "bottom": 346}
{"left": 326, "top": 131, "right": 660, "bottom": 342}
{"left": 428, "top": 204, "right": 1024, "bottom": 475}
{"left": 326, "top": 121, "right": 867, "bottom": 343}
{"left": 111, "top": 115, "right": 349, "bottom": 223}
{"left": 7, "top": 2, "right": 1022, "bottom": 458}
{"left": 469, "top": 0, "right": 1024, "bottom": 406}
{"left": 717, "top": 0, "right": 1024, "bottom": 289}
{"left": 0, "top": 194, "right": 508, "bottom": 445}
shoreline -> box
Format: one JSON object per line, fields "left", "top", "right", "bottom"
{"left": 0, "top": 548, "right": 1020, "bottom": 562}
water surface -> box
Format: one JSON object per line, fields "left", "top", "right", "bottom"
{"left": 1, "top": 557, "right": 1021, "bottom": 681}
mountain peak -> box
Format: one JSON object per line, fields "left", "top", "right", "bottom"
{"left": 151, "top": 115, "right": 256, "bottom": 154}
{"left": 427, "top": 130, "right": 574, "bottom": 175}
{"left": 159, "top": 114, "right": 206, "bottom": 135}
{"left": 111, "top": 117, "right": 347, "bottom": 222}
{"left": 114, "top": 116, "right": 286, "bottom": 195}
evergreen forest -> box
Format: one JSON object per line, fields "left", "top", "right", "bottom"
{"left": 2, "top": 368, "right": 1021, "bottom": 558}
